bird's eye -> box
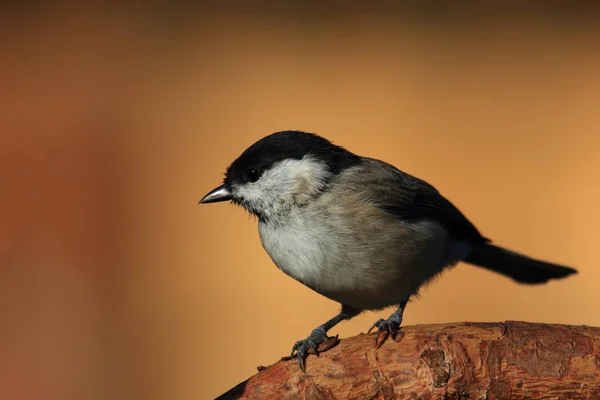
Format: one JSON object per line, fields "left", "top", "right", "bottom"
{"left": 245, "top": 168, "right": 261, "bottom": 183}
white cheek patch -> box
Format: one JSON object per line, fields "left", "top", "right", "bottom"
{"left": 233, "top": 156, "right": 331, "bottom": 217}
{"left": 290, "top": 158, "right": 332, "bottom": 204}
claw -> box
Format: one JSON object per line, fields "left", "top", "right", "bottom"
{"left": 367, "top": 318, "right": 401, "bottom": 348}
{"left": 297, "top": 349, "right": 306, "bottom": 372}
{"left": 376, "top": 327, "right": 390, "bottom": 349}
{"left": 367, "top": 318, "right": 384, "bottom": 335}
{"left": 393, "top": 330, "right": 405, "bottom": 342}
{"left": 309, "top": 340, "right": 319, "bottom": 356}
{"left": 289, "top": 327, "right": 335, "bottom": 371}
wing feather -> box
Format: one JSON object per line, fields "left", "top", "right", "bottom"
{"left": 357, "top": 158, "right": 490, "bottom": 244}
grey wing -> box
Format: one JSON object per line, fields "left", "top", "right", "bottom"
{"left": 359, "top": 158, "right": 490, "bottom": 244}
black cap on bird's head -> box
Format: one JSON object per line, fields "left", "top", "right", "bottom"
{"left": 224, "top": 130, "right": 360, "bottom": 187}
{"left": 199, "top": 131, "right": 361, "bottom": 217}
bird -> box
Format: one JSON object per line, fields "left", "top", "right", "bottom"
{"left": 199, "top": 130, "right": 577, "bottom": 372}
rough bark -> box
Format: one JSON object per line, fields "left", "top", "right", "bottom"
{"left": 217, "top": 321, "right": 600, "bottom": 400}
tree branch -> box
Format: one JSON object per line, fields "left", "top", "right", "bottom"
{"left": 217, "top": 321, "right": 600, "bottom": 399}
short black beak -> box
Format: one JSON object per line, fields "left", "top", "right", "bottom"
{"left": 199, "top": 184, "right": 232, "bottom": 204}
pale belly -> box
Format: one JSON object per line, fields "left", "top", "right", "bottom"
{"left": 258, "top": 213, "right": 454, "bottom": 310}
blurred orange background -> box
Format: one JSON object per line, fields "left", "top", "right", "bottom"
{"left": 1, "top": 4, "right": 599, "bottom": 399}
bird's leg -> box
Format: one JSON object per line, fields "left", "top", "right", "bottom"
{"left": 367, "top": 298, "right": 408, "bottom": 348}
{"left": 291, "top": 304, "right": 359, "bottom": 372}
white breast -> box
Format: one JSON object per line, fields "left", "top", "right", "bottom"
{"left": 258, "top": 214, "right": 332, "bottom": 289}
{"left": 258, "top": 204, "right": 452, "bottom": 310}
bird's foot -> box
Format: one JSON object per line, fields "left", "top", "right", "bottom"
{"left": 290, "top": 327, "right": 339, "bottom": 372}
{"left": 367, "top": 317, "right": 404, "bottom": 348}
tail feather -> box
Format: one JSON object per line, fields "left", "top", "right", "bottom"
{"left": 463, "top": 243, "right": 577, "bottom": 284}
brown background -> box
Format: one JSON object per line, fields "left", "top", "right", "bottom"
{"left": 1, "top": 4, "right": 599, "bottom": 399}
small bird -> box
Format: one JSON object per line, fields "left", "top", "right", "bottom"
{"left": 199, "top": 130, "right": 577, "bottom": 371}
